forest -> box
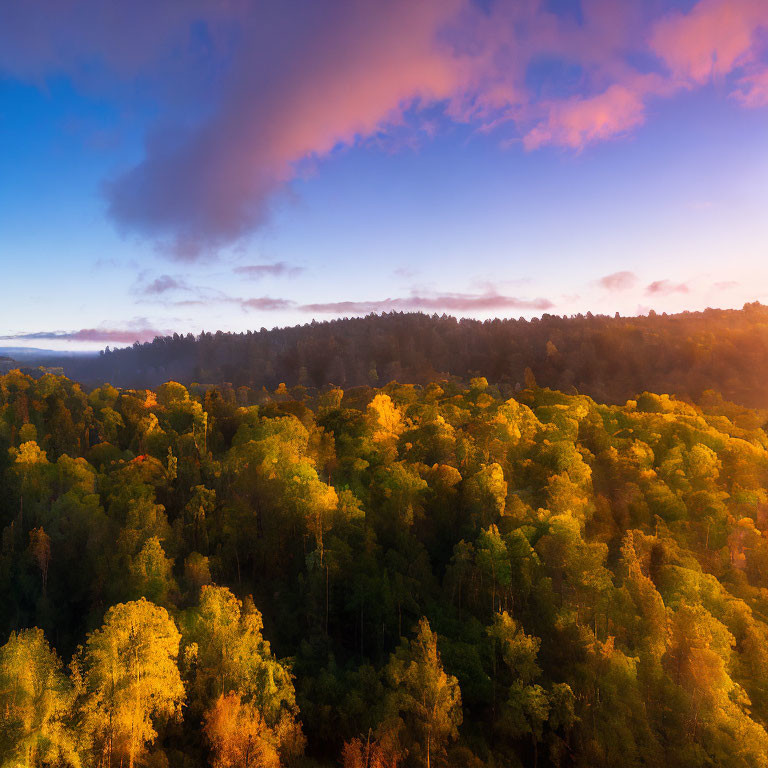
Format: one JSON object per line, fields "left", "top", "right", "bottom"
{"left": 53, "top": 302, "right": 768, "bottom": 408}
{"left": 3, "top": 365, "right": 768, "bottom": 767}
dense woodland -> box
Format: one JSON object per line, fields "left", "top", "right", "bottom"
{"left": 4, "top": 367, "right": 768, "bottom": 767}
{"left": 54, "top": 303, "right": 768, "bottom": 408}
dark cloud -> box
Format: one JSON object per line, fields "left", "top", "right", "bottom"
{"left": 598, "top": 271, "right": 637, "bottom": 291}
{"left": 646, "top": 280, "right": 690, "bottom": 296}
{"left": 233, "top": 263, "right": 303, "bottom": 279}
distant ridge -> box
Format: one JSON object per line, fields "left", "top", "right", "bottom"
{"left": 0, "top": 346, "right": 96, "bottom": 360}
{"left": 53, "top": 303, "right": 768, "bottom": 408}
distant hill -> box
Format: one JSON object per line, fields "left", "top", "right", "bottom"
{"left": 54, "top": 303, "right": 768, "bottom": 407}
{"left": 0, "top": 346, "right": 96, "bottom": 360}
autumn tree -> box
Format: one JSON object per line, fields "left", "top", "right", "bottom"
{"left": 76, "top": 598, "right": 185, "bottom": 768}
{"left": 184, "top": 585, "right": 305, "bottom": 761}
{"left": 0, "top": 628, "right": 77, "bottom": 767}
{"left": 204, "top": 692, "right": 281, "bottom": 768}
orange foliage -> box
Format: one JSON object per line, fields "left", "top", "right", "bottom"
{"left": 204, "top": 693, "right": 281, "bottom": 768}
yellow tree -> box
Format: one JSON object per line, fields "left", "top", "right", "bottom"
{"left": 11, "top": 440, "right": 50, "bottom": 525}
{"left": 0, "top": 628, "right": 77, "bottom": 768}
{"left": 184, "top": 586, "right": 305, "bottom": 762}
{"left": 203, "top": 692, "right": 281, "bottom": 768}
{"left": 77, "top": 598, "right": 184, "bottom": 768}
{"left": 366, "top": 394, "right": 405, "bottom": 462}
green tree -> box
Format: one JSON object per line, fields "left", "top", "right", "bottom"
{"left": 383, "top": 618, "right": 462, "bottom": 768}
{"left": 486, "top": 612, "right": 572, "bottom": 768}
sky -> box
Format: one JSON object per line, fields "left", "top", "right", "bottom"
{"left": 1, "top": 0, "right": 768, "bottom": 350}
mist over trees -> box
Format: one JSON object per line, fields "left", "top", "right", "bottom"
{"left": 4, "top": 367, "right": 768, "bottom": 766}
{"left": 54, "top": 303, "right": 768, "bottom": 408}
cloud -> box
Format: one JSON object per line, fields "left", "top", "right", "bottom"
{"left": 650, "top": 0, "right": 768, "bottom": 84}
{"left": 233, "top": 262, "right": 303, "bottom": 280}
{"left": 523, "top": 83, "right": 649, "bottom": 151}
{"left": 597, "top": 270, "right": 638, "bottom": 291}
{"left": 166, "top": 288, "right": 553, "bottom": 316}
{"left": 646, "top": 280, "right": 690, "bottom": 295}
{"left": 300, "top": 291, "right": 554, "bottom": 314}
{"left": 237, "top": 297, "right": 295, "bottom": 311}
{"left": 142, "top": 275, "right": 187, "bottom": 295}
{"left": 733, "top": 67, "right": 768, "bottom": 107}
{"left": 101, "top": 0, "right": 465, "bottom": 258}
{"left": 0, "top": 326, "right": 165, "bottom": 344}
{"left": 5, "top": 0, "right": 768, "bottom": 255}
{"left": 169, "top": 294, "right": 294, "bottom": 312}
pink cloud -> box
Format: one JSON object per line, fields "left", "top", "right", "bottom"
{"left": 167, "top": 289, "right": 553, "bottom": 316}
{"left": 300, "top": 291, "right": 553, "bottom": 314}
{"left": 104, "top": 0, "right": 466, "bottom": 257}
{"left": 238, "top": 297, "right": 295, "bottom": 311}
{"left": 523, "top": 83, "right": 648, "bottom": 151}
{"left": 171, "top": 295, "right": 295, "bottom": 311}
{"left": 167, "top": 288, "right": 553, "bottom": 315}
{"left": 598, "top": 271, "right": 638, "bottom": 291}
{"left": 3, "top": 0, "right": 768, "bottom": 255}
{"left": 733, "top": 67, "right": 768, "bottom": 106}
{"left": 646, "top": 280, "right": 690, "bottom": 296}
{"left": 650, "top": 0, "right": 768, "bottom": 84}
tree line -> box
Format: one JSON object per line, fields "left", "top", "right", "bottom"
{"left": 3, "top": 369, "right": 768, "bottom": 766}
{"left": 52, "top": 302, "right": 768, "bottom": 408}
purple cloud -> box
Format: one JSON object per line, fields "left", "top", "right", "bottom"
{"left": 142, "top": 275, "right": 187, "bottom": 295}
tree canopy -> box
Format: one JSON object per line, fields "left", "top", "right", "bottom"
{"left": 2, "top": 368, "right": 768, "bottom": 766}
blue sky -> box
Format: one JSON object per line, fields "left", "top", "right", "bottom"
{"left": 1, "top": 0, "right": 767, "bottom": 349}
